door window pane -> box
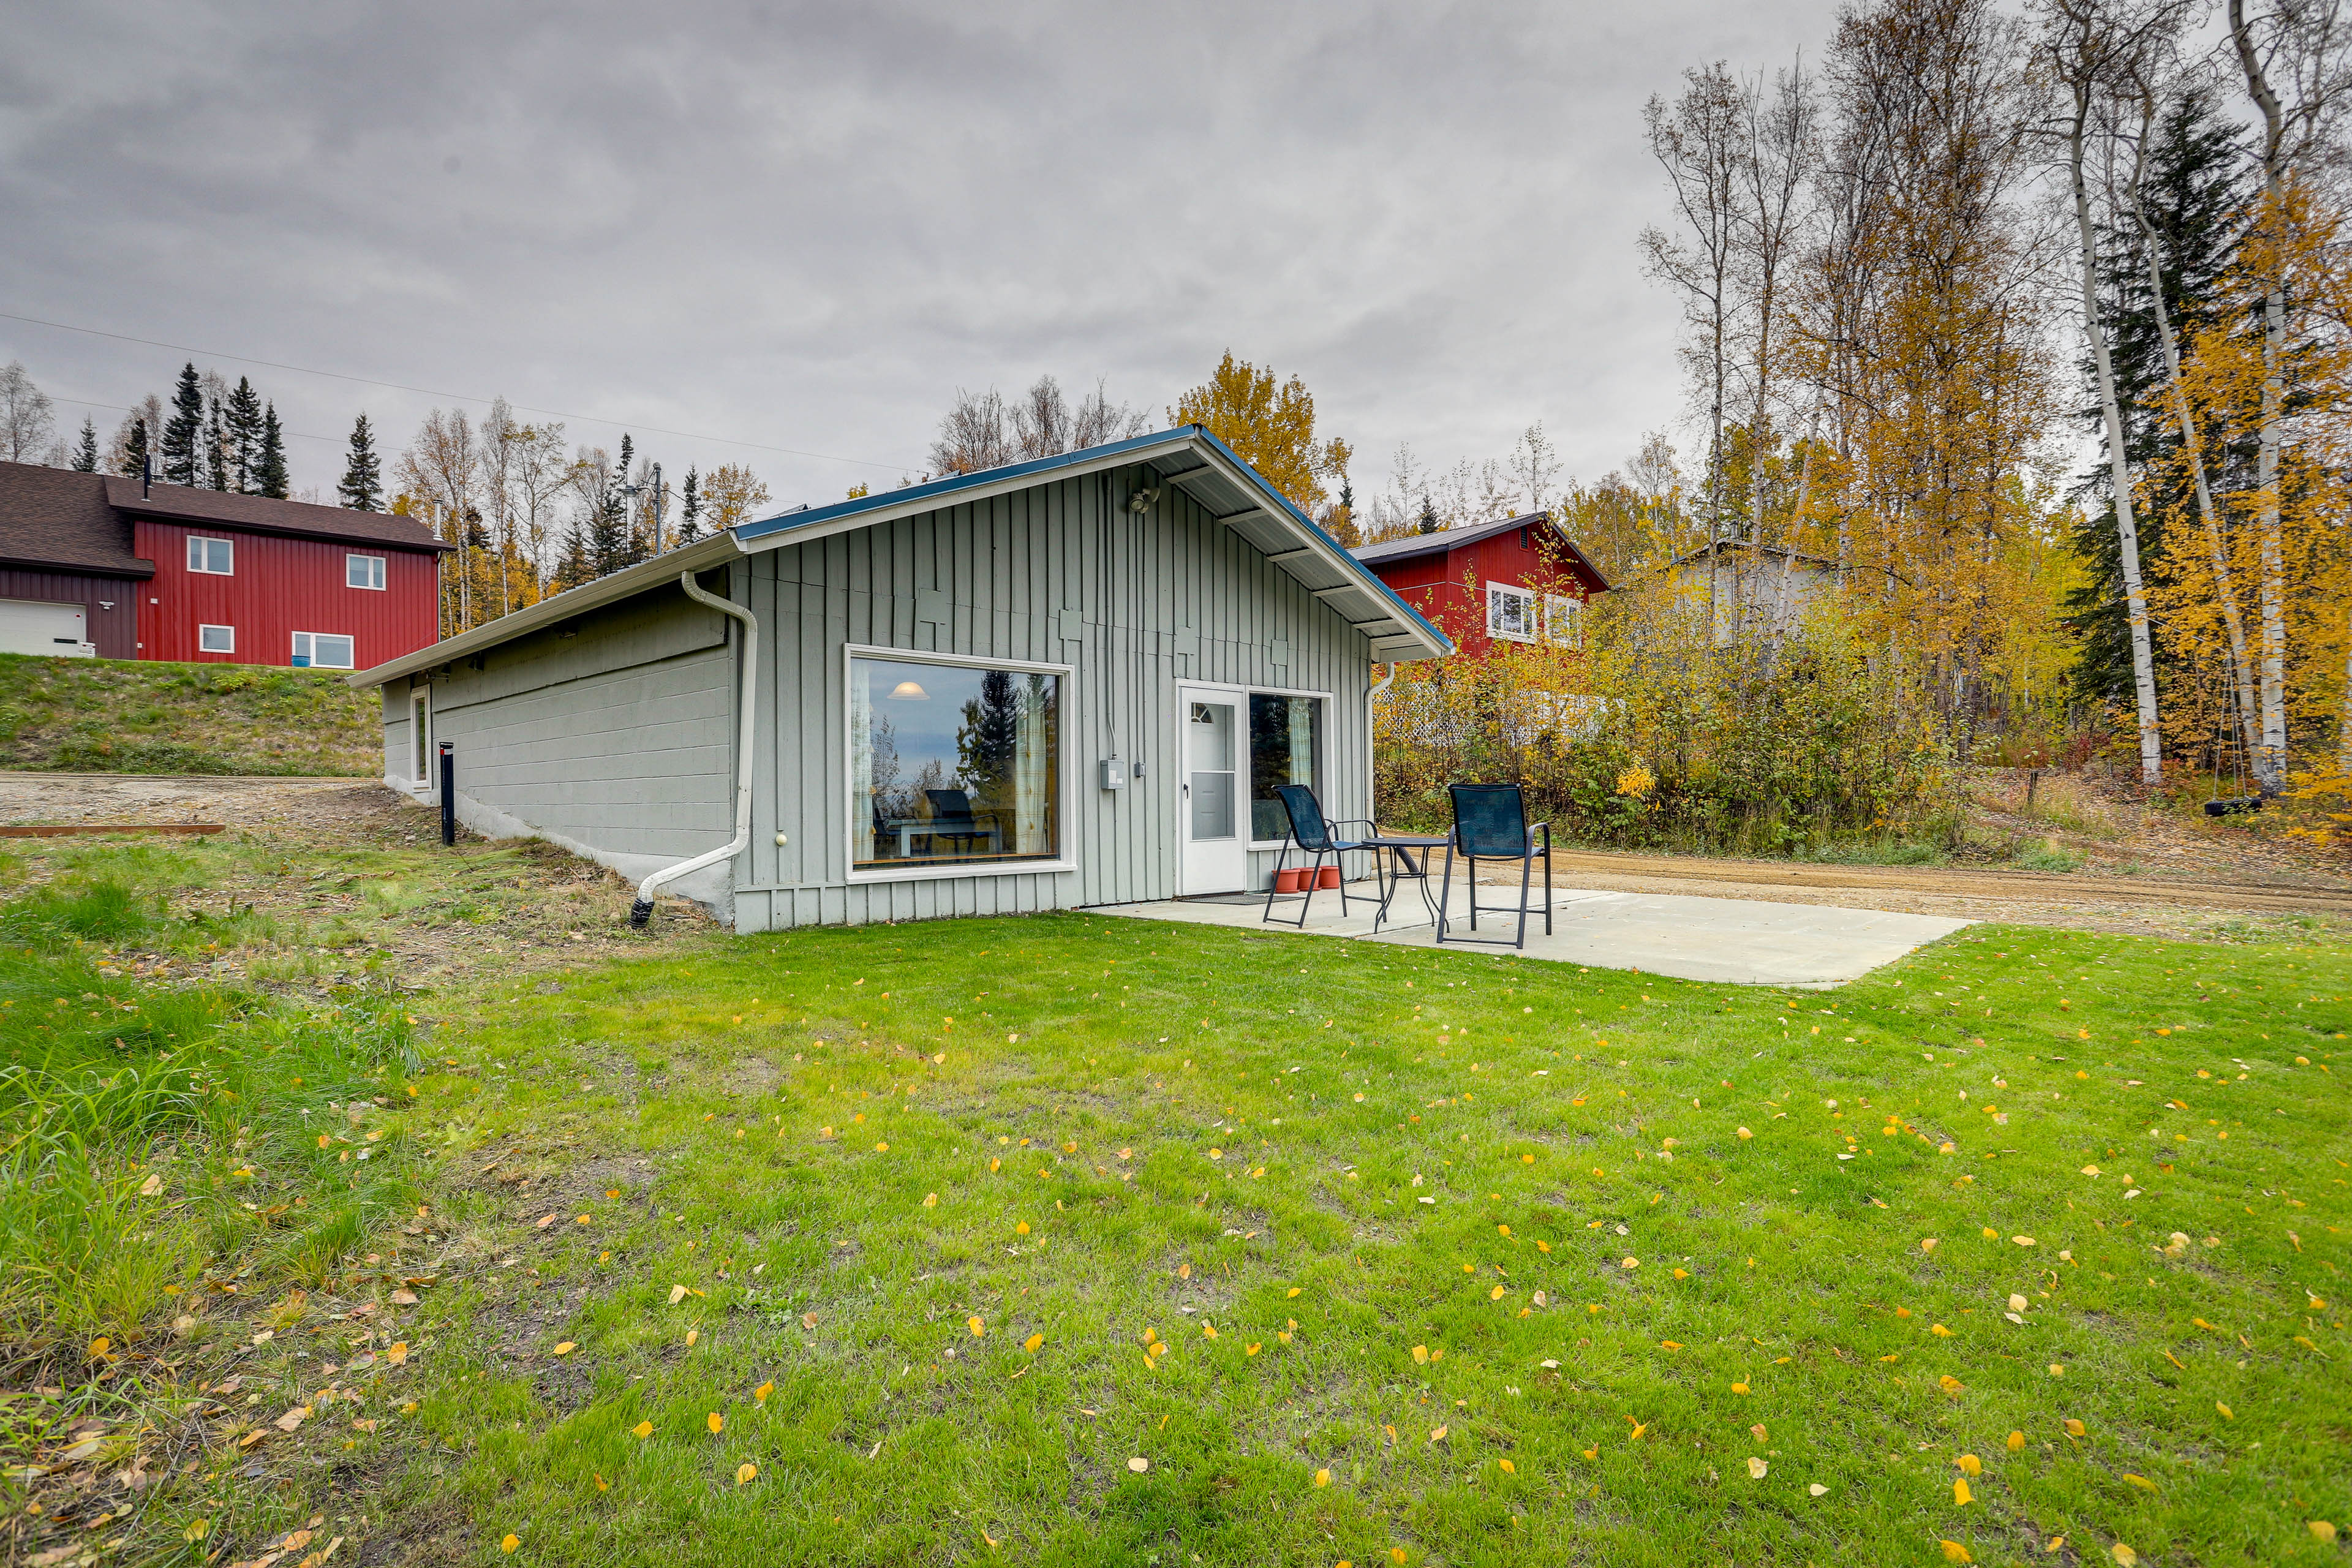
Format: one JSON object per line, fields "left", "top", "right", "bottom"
{"left": 853, "top": 655, "right": 1060, "bottom": 869}
{"left": 1186, "top": 699, "right": 1237, "bottom": 840}
{"left": 1249, "top": 694, "right": 1322, "bottom": 840}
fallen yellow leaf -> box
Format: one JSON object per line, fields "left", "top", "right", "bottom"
{"left": 1941, "top": 1543, "right": 1973, "bottom": 1564}
{"left": 1954, "top": 1477, "right": 1973, "bottom": 1506}
{"left": 1746, "top": 1456, "right": 1768, "bottom": 1479}
{"left": 552, "top": 1342, "right": 575, "bottom": 1357}
{"left": 1315, "top": 1468, "right": 1332, "bottom": 1487}
{"left": 1024, "top": 1333, "right": 1044, "bottom": 1354}
{"left": 736, "top": 1463, "right": 757, "bottom": 1485}
{"left": 706, "top": 1412, "right": 724, "bottom": 1434}
{"left": 502, "top": 1534, "right": 519, "bottom": 1553}
{"left": 1957, "top": 1453, "right": 1981, "bottom": 1476}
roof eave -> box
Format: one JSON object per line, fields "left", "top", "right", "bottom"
{"left": 345, "top": 532, "right": 743, "bottom": 688}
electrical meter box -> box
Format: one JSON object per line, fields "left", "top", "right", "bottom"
{"left": 1098, "top": 758, "right": 1127, "bottom": 791}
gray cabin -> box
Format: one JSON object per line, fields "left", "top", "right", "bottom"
{"left": 349, "top": 426, "right": 1452, "bottom": 930}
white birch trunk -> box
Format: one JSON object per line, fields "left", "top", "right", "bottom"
{"left": 2070, "top": 89, "right": 2165, "bottom": 786}
{"left": 2128, "top": 201, "right": 2261, "bottom": 767}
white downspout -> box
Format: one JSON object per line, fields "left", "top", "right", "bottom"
{"left": 630, "top": 568, "right": 758, "bottom": 929}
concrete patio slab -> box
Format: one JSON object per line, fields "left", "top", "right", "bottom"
{"left": 1090, "top": 883, "right": 1969, "bottom": 988}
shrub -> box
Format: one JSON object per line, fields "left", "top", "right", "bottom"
{"left": 1376, "top": 615, "right": 1958, "bottom": 855}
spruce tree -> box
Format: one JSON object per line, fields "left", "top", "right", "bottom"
{"left": 1416, "top": 494, "right": 1439, "bottom": 535}
{"left": 677, "top": 467, "right": 701, "bottom": 541}
{"left": 338, "top": 413, "right": 383, "bottom": 510}
{"left": 118, "top": 417, "right": 149, "bottom": 478}
{"left": 204, "top": 397, "right": 230, "bottom": 490}
{"left": 159, "top": 363, "right": 203, "bottom": 486}
{"left": 2065, "top": 89, "right": 2248, "bottom": 708}
{"left": 224, "top": 377, "right": 264, "bottom": 491}
{"left": 257, "top": 403, "right": 290, "bottom": 498}
{"left": 72, "top": 417, "right": 97, "bottom": 472}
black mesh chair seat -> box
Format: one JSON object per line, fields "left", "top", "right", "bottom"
{"left": 924, "top": 789, "right": 991, "bottom": 852}
{"left": 1262, "top": 784, "right": 1374, "bottom": 925}
{"left": 1437, "top": 783, "right": 1551, "bottom": 949}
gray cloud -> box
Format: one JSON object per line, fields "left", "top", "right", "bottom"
{"left": 1, "top": 0, "right": 1831, "bottom": 505}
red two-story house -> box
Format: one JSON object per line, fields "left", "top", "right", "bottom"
{"left": 1349, "top": 510, "right": 1608, "bottom": 657}
{"left": 0, "top": 462, "right": 448, "bottom": 669}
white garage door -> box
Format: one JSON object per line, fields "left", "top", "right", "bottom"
{"left": 0, "top": 598, "right": 94, "bottom": 657}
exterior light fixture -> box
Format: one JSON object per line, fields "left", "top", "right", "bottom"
{"left": 890, "top": 680, "right": 929, "bottom": 699}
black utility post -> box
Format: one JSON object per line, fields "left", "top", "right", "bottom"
{"left": 438, "top": 741, "right": 456, "bottom": 846}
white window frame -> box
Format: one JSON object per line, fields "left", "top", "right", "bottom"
{"left": 292, "top": 631, "right": 355, "bottom": 669}
{"left": 346, "top": 554, "right": 386, "bottom": 590}
{"left": 1545, "top": 594, "right": 1585, "bottom": 648}
{"left": 1485, "top": 581, "right": 1537, "bottom": 643}
{"left": 197, "top": 624, "right": 235, "bottom": 654}
{"left": 409, "top": 688, "right": 432, "bottom": 786}
{"left": 1242, "top": 683, "right": 1333, "bottom": 850}
{"left": 842, "top": 643, "right": 1078, "bottom": 885}
{"left": 187, "top": 536, "right": 234, "bottom": 575}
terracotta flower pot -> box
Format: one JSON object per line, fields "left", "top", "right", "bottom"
{"left": 1316, "top": 866, "right": 1342, "bottom": 889}
{"left": 1273, "top": 868, "right": 1307, "bottom": 894}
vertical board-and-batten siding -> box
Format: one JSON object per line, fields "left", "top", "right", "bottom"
{"left": 375, "top": 581, "right": 740, "bottom": 902}
{"left": 730, "top": 462, "right": 1372, "bottom": 932}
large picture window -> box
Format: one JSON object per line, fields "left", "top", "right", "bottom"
{"left": 851, "top": 653, "right": 1061, "bottom": 870}
{"left": 1248, "top": 693, "right": 1323, "bottom": 842}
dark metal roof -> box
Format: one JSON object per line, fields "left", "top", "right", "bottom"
{"left": 104, "top": 477, "right": 453, "bottom": 553}
{"left": 0, "top": 462, "right": 152, "bottom": 578}
{"left": 1349, "top": 509, "right": 1611, "bottom": 592}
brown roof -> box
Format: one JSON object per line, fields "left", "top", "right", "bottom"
{"left": 104, "top": 477, "right": 453, "bottom": 553}
{"left": 0, "top": 462, "right": 151, "bottom": 578}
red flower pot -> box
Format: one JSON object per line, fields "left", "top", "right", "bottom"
{"left": 1274, "top": 868, "right": 1307, "bottom": 894}
{"left": 1316, "top": 866, "right": 1342, "bottom": 889}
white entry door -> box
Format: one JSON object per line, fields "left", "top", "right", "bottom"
{"left": 1177, "top": 684, "right": 1248, "bottom": 895}
{"left": 0, "top": 598, "right": 92, "bottom": 657}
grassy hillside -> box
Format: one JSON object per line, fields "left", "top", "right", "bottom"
{"left": 0, "top": 653, "right": 382, "bottom": 775}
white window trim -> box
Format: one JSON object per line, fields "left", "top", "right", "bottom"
{"left": 842, "top": 643, "right": 1079, "bottom": 884}
{"left": 1242, "top": 683, "right": 1333, "bottom": 850}
{"left": 1485, "top": 580, "right": 1537, "bottom": 643}
{"left": 1545, "top": 593, "right": 1585, "bottom": 648}
{"left": 187, "top": 535, "right": 234, "bottom": 575}
{"left": 197, "top": 624, "right": 235, "bottom": 654}
{"left": 347, "top": 554, "right": 386, "bottom": 590}
{"left": 293, "top": 631, "right": 356, "bottom": 670}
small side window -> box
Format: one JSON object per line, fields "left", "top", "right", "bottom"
{"left": 347, "top": 554, "right": 386, "bottom": 590}
{"left": 187, "top": 537, "right": 233, "bottom": 575}
{"left": 198, "top": 624, "right": 235, "bottom": 654}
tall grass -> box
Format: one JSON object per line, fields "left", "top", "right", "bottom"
{"left": 0, "top": 888, "right": 420, "bottom": 1362}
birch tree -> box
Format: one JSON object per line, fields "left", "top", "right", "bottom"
{"left": 2046, "top": 0, "right": 2167, "bottom": 785}
{"left": 2226, "top": 0, "right": 2352, "bottom": 788}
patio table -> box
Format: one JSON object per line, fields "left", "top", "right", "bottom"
{"left": 1359, "top": 834, "right": 1450, "bottom": 932}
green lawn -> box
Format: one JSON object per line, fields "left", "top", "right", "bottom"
{"left": 0, "top": 652, "right": 380, "bottom": 774}
{"left": 3, "top": 834, "right": 2348, "bottom": 1567}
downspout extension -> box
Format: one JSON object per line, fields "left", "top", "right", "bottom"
{"left": 630, "top": 569, "right": 758, "bottom": 929}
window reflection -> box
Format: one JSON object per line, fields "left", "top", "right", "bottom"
{"left": 852, "top": 655, "right": 1060, "bottom": 867}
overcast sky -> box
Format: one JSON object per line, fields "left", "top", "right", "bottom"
{"left": 1, "top": 1, "right": 1834, "bottom": 510}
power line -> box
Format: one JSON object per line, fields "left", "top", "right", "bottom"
{"left": 0, "top": 309, "right": 922, "bottom": 473}
{"left": 48, "top": 392, "right": 343, "bottom": 447}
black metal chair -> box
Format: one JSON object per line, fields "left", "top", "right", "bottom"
{"left": 1262, "top": 784, "right": 1374, "bottom": 927}
{"left": 924, "top": 789, "right": 993, "bottom": 855}
{"left": 1436, "top": 783, "right": 1552, "bottom": 949}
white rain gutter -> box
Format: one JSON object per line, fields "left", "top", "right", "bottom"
{"left": 629, "top": 570, "right": 758, "bottom": 929}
